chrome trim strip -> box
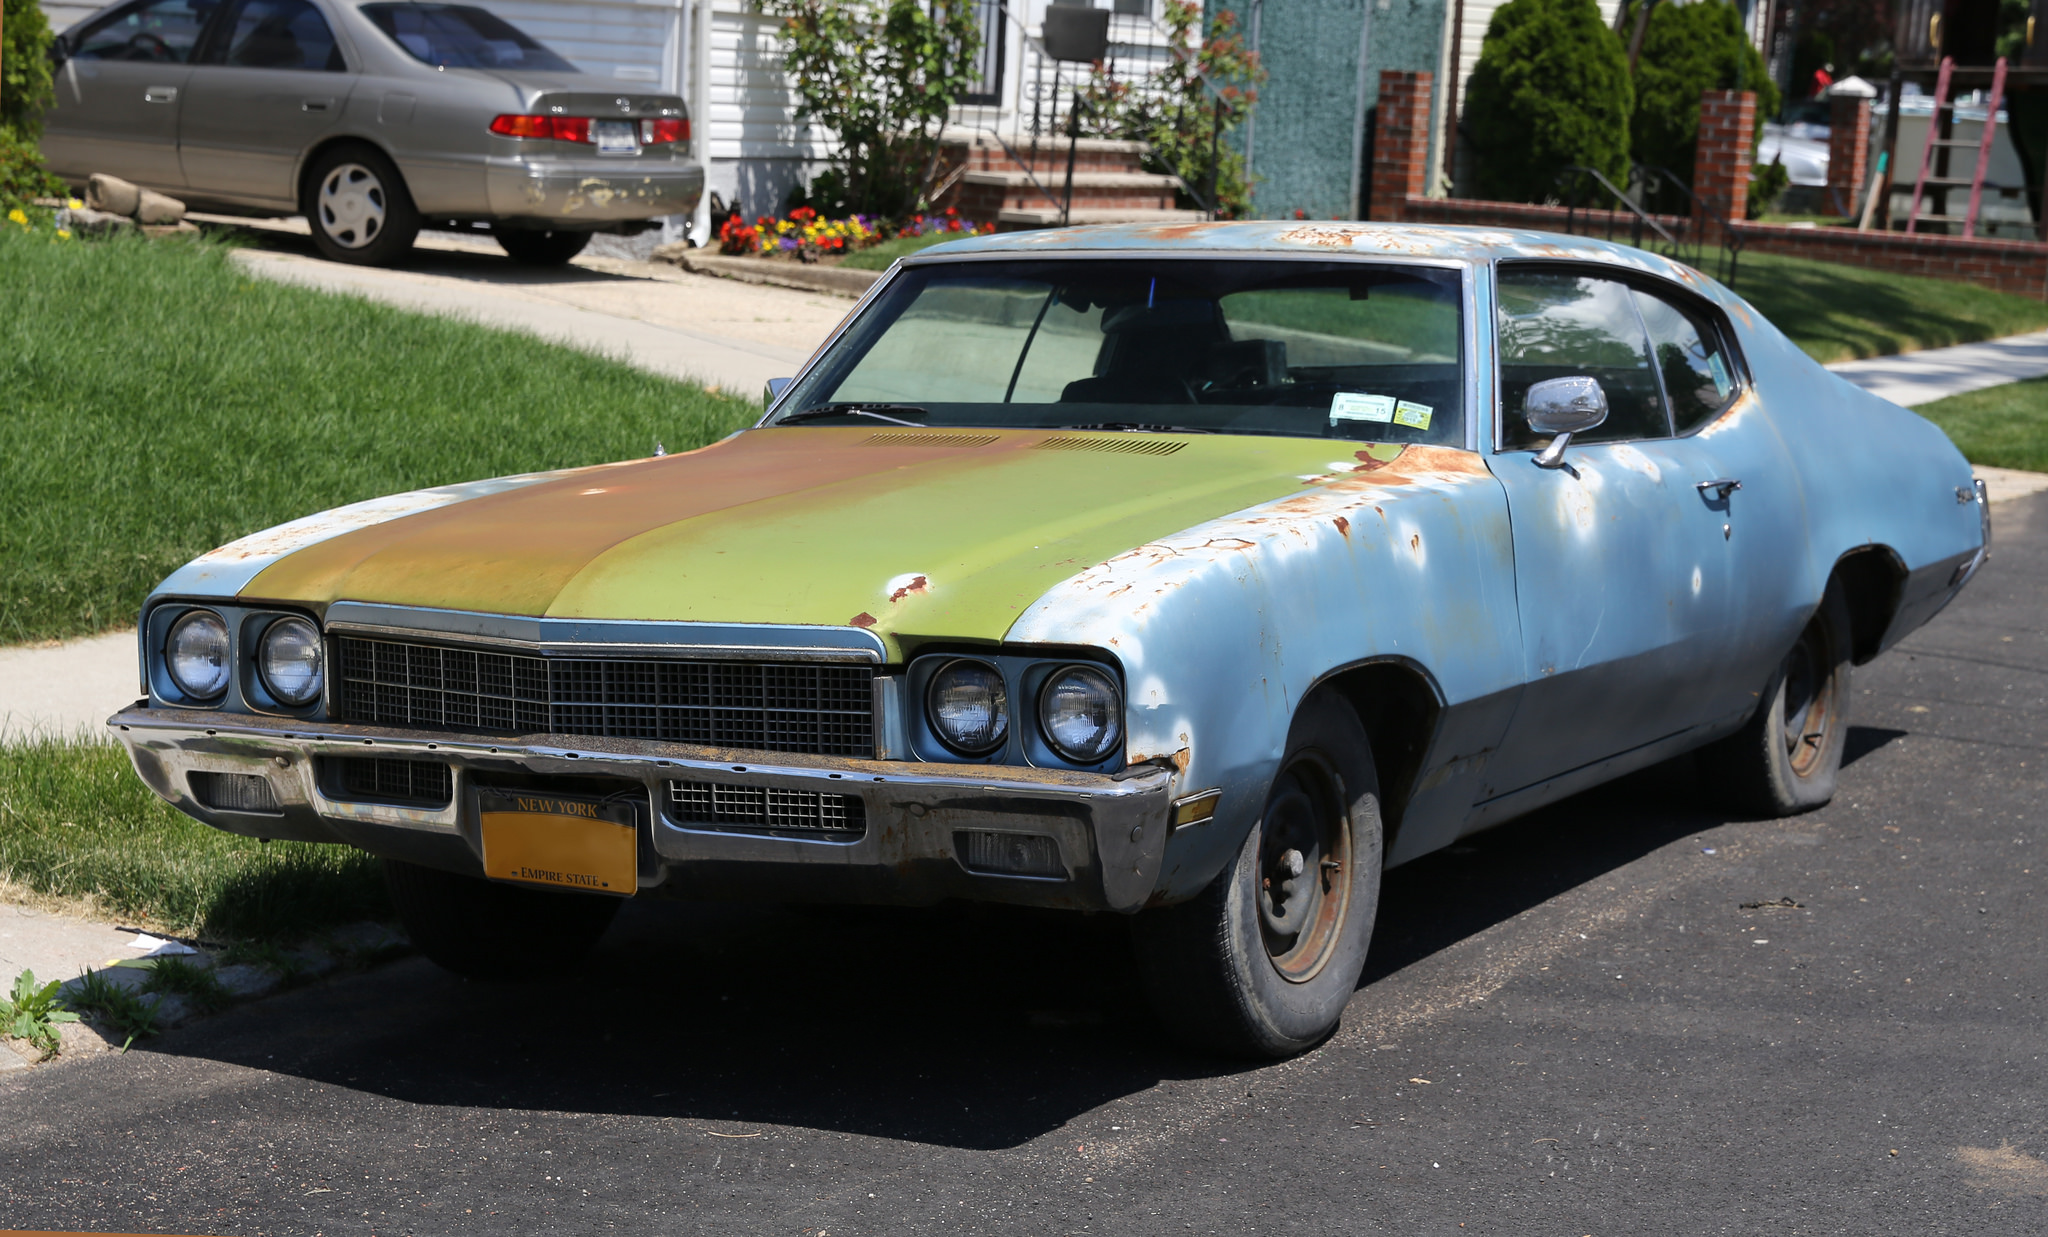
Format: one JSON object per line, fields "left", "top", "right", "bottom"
{"left": 321, "top": 602, "right": 887, "bottom": 663}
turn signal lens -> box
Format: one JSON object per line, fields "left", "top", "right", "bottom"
{"left": 489, "top": 114, "right": 592, "bottom": 142}
{"left": 165, "top": 609, "right": 231, "bottom": 701}
{"left": 1038, "top": 664, "right": 1122, "bottom": 763}
{"left": 641, "top": 117, "right": 687, "bottom": 144}
{"left": 928, "top": 659, "right": 1008, "bottom": 755}
{"left": 259, "top": 616, "right": 324, "bottom": 707}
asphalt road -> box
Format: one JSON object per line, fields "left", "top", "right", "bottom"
{"left": 3, "top": 495, "right": 2043, "bottom": 1236}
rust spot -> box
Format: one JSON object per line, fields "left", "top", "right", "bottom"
{"left": 889, "top": 574, "right": 930, "bottom": 603}
{"left": 849, "top": 612, "right": 877, "bottom": 628}
{"left": 1353, "top": 449, "right": 1398, "bottom": 471}
{"left": 1333, "top": 516, "right": 1350, "bottom": 538}
{"left": 1410, "top": 533, "right": 1421, "bottom": 552}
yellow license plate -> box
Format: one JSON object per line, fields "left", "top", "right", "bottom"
{"left": 477, "top": 790, "right": 638, "bottom": 896}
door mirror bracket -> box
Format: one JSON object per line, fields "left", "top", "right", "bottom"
{"left": 1525, "top": 376, "right": 1609, "bottom": 470}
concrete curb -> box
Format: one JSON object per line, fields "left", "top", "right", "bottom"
{"left": 1, "top": 921, "right": 407, "bottom": 1070}
{"left": 667, "top": 250, "right": 882, "bottom": 298}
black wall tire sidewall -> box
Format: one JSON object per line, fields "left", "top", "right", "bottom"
{"left": 493, "top": 227, "right": 593, "bottom": 265}
{"left": 1702, "top": 580, "right": 1855, "bottom": 817}
{"left": 1133, "top": 693, "right": 1384, "bottom": 1058}
{"left": 383, "top": 858, "right": 621, "bottom": 981}
{"left": 301, "top": 144, "right": 421, "bottom": 267}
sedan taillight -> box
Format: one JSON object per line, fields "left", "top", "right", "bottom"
{"left": 640, "top": 117, "right": 688, "bottom": 144}
{"left": 489, "top": 114, "right": 593, "bottom": 142}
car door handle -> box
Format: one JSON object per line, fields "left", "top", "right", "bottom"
{"left": 302, "top": 98, "right": 334, "bottom": 111}
{"left": 1695, "top": 478, "right": 1742, "bottom": 500}
{"left": 143, "top": 86, "right": 178, "bottom": 103}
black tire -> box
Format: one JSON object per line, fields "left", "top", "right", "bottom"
{"left": 1698, "top": 578, "right": 1855, "bottom": 817}
{"left": 1131, "top": 692, "right": 1384, "bottom": 1058}
{"left": 383, "top": 858, "right": 621, "bottom": 981}
{"left": 301, "top": 143, "right": 420, "bottom": 266}
{"left": 493, "top": 226, "right": 592, "bottom": 265}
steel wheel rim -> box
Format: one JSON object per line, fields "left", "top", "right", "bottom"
{"left": 1782, "top": 622, "right": 1835, "bottom": 777}
{"left": 1256, "top": 750, "right": 1351, "bottom": 983}
{"left": 317, "top": 163, "right": 386, "bottom": 249}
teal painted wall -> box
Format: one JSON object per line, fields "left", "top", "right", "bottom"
{"left": 1213, "top": 0, "right": 1449, "bottom": 219}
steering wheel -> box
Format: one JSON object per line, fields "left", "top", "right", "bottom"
{"left": 125, "top": 32, "right": 175, "bottom": 62}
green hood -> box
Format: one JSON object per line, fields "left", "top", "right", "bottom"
{"left": 246, "top": 427, "right": 1371, "bottom": 654}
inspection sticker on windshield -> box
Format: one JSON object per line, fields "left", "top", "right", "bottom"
{"left": 1330, "top": 392, "right": 1396, "bottom": 424}
{"left": 1394, "top": 400, "right": 1433, "bottom": 430}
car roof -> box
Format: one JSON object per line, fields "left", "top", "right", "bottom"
{"left": 910, "top": 220, "right": 1714, "bottom": 286}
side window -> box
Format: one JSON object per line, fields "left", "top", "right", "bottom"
{"left": 72, "top": 0, "right": 223, "bottom": 62}
{"left": 1497, "top": 269, "right": 1669, "bottom": 450}
{"left": 1634, "top": 288, "right": 1739, "bottom": 434}
{"left": 214, "top": 0, "right": 343, "bottom": 70}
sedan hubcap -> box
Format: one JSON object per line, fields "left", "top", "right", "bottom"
{"left": 1256, "top": 751, "right": 1351, "bottom": 983}
{"left": 317, "top": 163, "right": 386, "bottom": 249}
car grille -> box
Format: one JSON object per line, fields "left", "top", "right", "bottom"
{"left": 333, "top": 636, "right": 874, "bottom": 757}
{"left": 666, "top": 780, "right": 867, "bottom": 835}
{"left": 327, "top": 756, "right": 454, "bottom": 808}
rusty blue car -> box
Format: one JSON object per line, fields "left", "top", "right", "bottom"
{"left": 111, "top": 222, "right": 1989, "bottom": 1057}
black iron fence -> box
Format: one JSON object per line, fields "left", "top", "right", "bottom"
{"left": 1550, "top": 164, "right": 1746, "bottom": 288}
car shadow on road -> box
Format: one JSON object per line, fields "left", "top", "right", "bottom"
{"left": 204, "top": 219, "right": 654, "bottom": 289}
{"left": 134, "top": 746, "right": 1816, "bottom": 1151}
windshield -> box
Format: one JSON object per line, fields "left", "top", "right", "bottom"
{"left": 360, "top": 3, "right": 576, "bottom": 72}
{"left": 773, "top": 259, "right": 1465, "bottom": 445}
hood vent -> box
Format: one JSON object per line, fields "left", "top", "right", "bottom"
{"left": 1033, "top": 435, "right": 1187, "bottom": 456}
{"left": 860, "top": 432, "right": 999, "bottom": 448}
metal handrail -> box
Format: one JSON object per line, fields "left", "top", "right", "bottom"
{"left": 1554, "top": 165, "right": 1683, "bottom": 251}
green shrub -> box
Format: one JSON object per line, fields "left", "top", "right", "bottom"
{"left": 1628, "top": 0, "right": 1778, "bottom": 210}
{"left": 1466, "top": 0, "right": 1634, "bottom": 203}
{"left": 3, "top": 0, "right": 57, "bottom": 139}
{"left": 1748, "top": 156, "right": 1789, "bottom": 218}
{"left": 0, "top": 129, "right": 65, "bottom": 214}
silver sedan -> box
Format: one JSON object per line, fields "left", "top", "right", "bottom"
{"left": 43, "top": 0, "right": 704, "bottom": 265}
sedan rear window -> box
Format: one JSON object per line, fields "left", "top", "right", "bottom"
{"left": 360, "top": 3, "right": 576, "bottom": 72}
{"left": 775, "top": 259, "right": 1465, "bottom": 446}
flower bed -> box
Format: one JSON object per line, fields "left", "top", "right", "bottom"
{"left": 718, "top": 205, "right": 992, "bottom": 259}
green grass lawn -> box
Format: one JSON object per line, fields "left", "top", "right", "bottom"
{"left": 838, "top": 230, "right": 975, "bottom": 270}
{"left": 0, "top": 230, "right": 758, "bottom": 645}
{"left": 1912, "top": 375, "right": 2048, "bottom": 472}
{"left": 1729, "top": 250, "right": 2048, "bottom": 365}
{"left": 0, "top": 739, "right": 387, "bottom": 940}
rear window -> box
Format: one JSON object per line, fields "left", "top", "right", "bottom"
{"left": 360, "top": 3, "right": 576, "bottom": 72}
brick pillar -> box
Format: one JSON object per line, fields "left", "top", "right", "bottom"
{"left": 1826, "top": 95, "right": 1872, "bottom": 218}
{"left": 1369, "top": 71, "right": 1433, "bottom": 222}
{"left": 1692, "top": 89, "right": 1756, "bottom": 237}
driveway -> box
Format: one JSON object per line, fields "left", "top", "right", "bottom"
{"left": 219, "top": 219, "right": 853, "bottom": 397}
{"left": 2, "top": 494, "right": 2041, "bottom": 1233}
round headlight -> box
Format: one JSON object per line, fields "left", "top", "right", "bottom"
{"left": 1039, "top": 665, "right": 1123, "bottom": 763}
{"left": 259, "top": 616, "right": 324, "bottom": 707}
{"left": 165, "top": 609, "right": 231, "bottom": 700}
{"left": 927, "top": 659, "right": 1009, "bottom": 755}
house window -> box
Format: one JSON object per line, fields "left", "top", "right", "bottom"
{"left": 959, "top": 0, "right": 1005, "bottom": 104}
{"left": 1114, "top": 0, "right": 1150, "bottom": 14}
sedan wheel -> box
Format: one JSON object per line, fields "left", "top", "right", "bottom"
{"left": 300, "top": 144, "right": 421, "bottom": 266}
{"left": 1132, "top": 692, "right": 1383, "bottom": 1058}
{"left": 317, "top": 162, "right": 387, "bottom": 249}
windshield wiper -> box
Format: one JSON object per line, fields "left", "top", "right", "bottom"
{"left": 1058, "top": 421, "right": 1217, "bottom": 434}
{"left": 778, "top": 404, "right": 929, "bottom": 427}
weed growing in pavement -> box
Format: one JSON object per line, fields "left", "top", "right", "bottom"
{"left": 218, "top": 939, "right": 306, "bottom": 979}
{"left": 67, "top": 969, "right": 159, "bottom": 1048}
{"left": 1, "top": 969, "right": 80, "bottom": 1060}
{"left": 141, "top": 956, "right": 231, "bottom": 1014}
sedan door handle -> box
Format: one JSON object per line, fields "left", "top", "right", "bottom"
{"left": 302, "top": 98, "right": 334, "bottom": 111}
{"left": 1695, "top": 478, "right": 1742, "bottom": 500}
{"left": 143, "top": 85, "right": 178, "bottom": 103}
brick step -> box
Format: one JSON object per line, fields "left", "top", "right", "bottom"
{"left": 958, "top": 186, "right": 1182, "bottom": 218}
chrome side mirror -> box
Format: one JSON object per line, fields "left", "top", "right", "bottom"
{"left": 763, "top": 376, "right": 792, "bottom": 407}
{"left": 1526, "top": 376, "right": 1608, "bottom": 470}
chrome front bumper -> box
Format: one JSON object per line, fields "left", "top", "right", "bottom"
{"left": 484, "top": 157, "right": 704, "bottom": 225}
{"left": 108, "top": 705, "right": 1174, "bottom": 913}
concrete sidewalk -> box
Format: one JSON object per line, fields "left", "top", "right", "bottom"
{"left": 216, "top": 218, "right": 853, "bottom": 397}
{"left": 1826, "top": 329, "right": 2048, "bottom": 407}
